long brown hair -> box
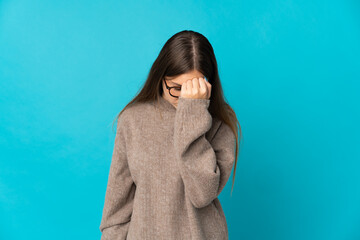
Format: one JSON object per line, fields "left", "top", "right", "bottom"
{"left": 112, "top": 30, "right": 242, "bottom": 195}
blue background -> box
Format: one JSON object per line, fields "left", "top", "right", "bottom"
{"left": 1, "top": 0, "right": 359, "bottom": 239}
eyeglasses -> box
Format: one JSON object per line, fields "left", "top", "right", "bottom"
{"left": 163, "top": 76, "right": 208, "bottom": 98}
{"left": 163, "top": 78, "right": 181, "bottom": 98}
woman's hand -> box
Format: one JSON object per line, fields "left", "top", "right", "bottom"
{"left": 180, "top": 77, "right": 212, "bottom": 100}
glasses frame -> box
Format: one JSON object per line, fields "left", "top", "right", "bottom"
{"left": 163, "top": 78, "right": 181, "bottom": 98}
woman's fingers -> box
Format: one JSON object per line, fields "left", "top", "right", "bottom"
{"left": 192, "top": 78, "right": 200, "bottom": 95}
{"left": 204, "top": 79, "right": 212, "bottom": 99}
{"left": 180, "top": 77, "right": 211, "bottom": 99}
{"left": 198, "top": 78, "right": 207, "bottom": 98}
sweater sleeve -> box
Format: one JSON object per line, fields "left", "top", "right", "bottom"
{"left": 174, "top": 97, "right": 236, "bottom": 209}
{"left": 99, "top": 114, "right": 136, "bottom": 240}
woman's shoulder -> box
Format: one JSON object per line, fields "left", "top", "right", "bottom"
{"left": 117, "top": 100, "right": 153, "bottom": 124}
{"left": 204, "top": 116, "right": 222, "bottom": 142}
{"left": 207, "top": 117, "right": 235, "bottom": 143}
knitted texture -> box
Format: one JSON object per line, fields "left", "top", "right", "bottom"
{"left": 99, "top": 96, "right": 236, "bottom": 240}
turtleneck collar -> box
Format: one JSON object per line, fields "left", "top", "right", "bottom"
{"left": 153, "top": 95, "right": 177, "bottom": 112}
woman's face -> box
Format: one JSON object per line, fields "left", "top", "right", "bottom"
{"left": 162, "top": 69, "right": 205, "bottom": 108}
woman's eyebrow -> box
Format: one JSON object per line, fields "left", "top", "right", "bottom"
{"left": 171, "top": 81, "right": 182, "bottom": 86}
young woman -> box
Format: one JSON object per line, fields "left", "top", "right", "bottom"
{"left": 99, "top": 30, "right": 242, "bottom": 240}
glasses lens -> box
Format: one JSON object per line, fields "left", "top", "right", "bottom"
{"left": 170, "top": 87, "right": 181, "bottom": 97}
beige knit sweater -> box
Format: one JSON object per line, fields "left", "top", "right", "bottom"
{"left": 99, "top": 96, "right": 236, "bottom": 240}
